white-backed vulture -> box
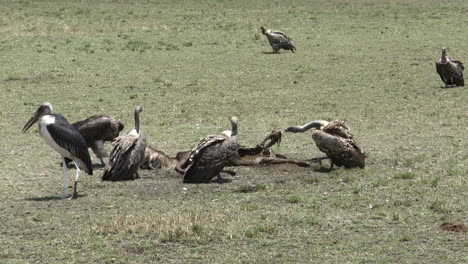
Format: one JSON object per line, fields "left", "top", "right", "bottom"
{"left": 102, "top": 106, "right": 146, "bottom": 181}
{"left": 68, "top": 115, "right": 124, "bottom": 166}
{"left": 261, "top": 26, "right": 296, "bottom": 53}
{"left": 286, "top": 120, "right": 365, "bottom": 169}
{"left": 140, "top": 145, "right": 179, "bottom": 170}
{"left": 180, "top": 116, "right": 239, "bottom": 183}
{"left": 436, "top": 47, "right": 464, "bottom": 87}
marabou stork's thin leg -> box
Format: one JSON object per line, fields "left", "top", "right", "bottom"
{"left": 70, "top": 162, "right": 80, "bottom": 199}
{"left": 62, "top": 157, "right": 69, "bottom": 198}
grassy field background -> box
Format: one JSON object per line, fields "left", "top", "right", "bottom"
{"left": 1, "top": 0, "right": 467, "bottom": 263}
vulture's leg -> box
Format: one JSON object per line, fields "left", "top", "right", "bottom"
{"left": 307, "top": 156, "right": 330, "bottom": 165}
{"left": 221, "top": 169, "right": 236, "bottom": 176}
{"left": 91, "top": 141, "right": 107, "bottom": 167}
{"left": 216, "top": 174, "right": 224, "bottom": 183}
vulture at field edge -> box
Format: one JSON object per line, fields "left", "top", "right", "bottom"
{"left": 436, "top": 47, "right": 464, "bottom": 87}
{"left": 261, "top": 26, "right": 296, "bottom": 53}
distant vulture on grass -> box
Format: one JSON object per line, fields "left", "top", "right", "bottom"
{"left": 179, "top": 116, "right": 240, "bottom": 183}
{"left": 286, "top": 120, "right": 365, "bottom": 169}
{"left": 260, "top": 26, "right": 296, "bottom": 54}
{"left": 68, "top": 115, "right": 124, "bottom": 166}
{"left": 22, "top": 102, "right": 92, "bottom": 199}
{"left": 436, "top": 47, "right": 464, "bottom": 87}
{"left": 102, "top": 106, "right": 146, "bottom": 181}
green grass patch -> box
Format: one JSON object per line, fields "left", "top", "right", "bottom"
{"left": 286, "top": 195, "right": 302, "bottom": 204}
{"left": 394, "top": 172, "right": 416, "bottom": 180}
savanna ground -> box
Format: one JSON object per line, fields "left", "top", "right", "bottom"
{"left": 0, "top": 0, "right": 467, "bottom": 263}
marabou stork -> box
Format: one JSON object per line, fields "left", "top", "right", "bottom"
{"left": 22, "top": 102, "right": 93, "bottom": 199}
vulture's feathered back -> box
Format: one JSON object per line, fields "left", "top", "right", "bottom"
{"left": 312, "top": 121, "right": 365, "bottom": 169}
{"left": 182, "top": 116, "right": 239, "bottom": 183}
{"left": 261, "top": 26, "right": 296, "bottom": 53}
{"left": 72, "top": 115, "right": 124, "bottom": 165}
{"left": 140, "top": 145, "right": 178, "bottom": 170}
{"left": 73, "top": 115, "right": 124, "bottom": 143}
{"left": 286, "top": 120, "right": 365, "bottom": 169}
{"left": 102, "top": 106, "right": 146, "bottom": 181}
{"left": 436, "top": 47, "right": 464, "bottom": 87}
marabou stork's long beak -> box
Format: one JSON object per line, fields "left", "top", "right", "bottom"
{"left": 22, "top": 102, "right": 53, "bottom": 133}
{"left": 22, "top": 111, "right": 41, "bottom": 133}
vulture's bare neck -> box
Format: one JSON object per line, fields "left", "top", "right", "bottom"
{"left": 230, "top": 116, "right": 238, "bottom": 137}
{"left": 134, "top": 110, "right": 140, "bottom": 133}
{"left": 440, "top": 49, "right": 449, "bottom": 63}
{"left": 286, "top": 120, "right": 329, "bottom": 133}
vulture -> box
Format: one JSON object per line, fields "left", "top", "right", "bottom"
{"left": 22, "top": 102, "right": 92, "bottom": 199}
{"left": 66, "top": 115, "right": 124, "bottom": 166}
{"left": 140, "top": 145, "right": 179, "bottom": 170}
{"left": 286, "top": 120, "right": 365, "bottom": 169}
{"left": 180, "top": 116, "right": 240, "bottom": 183}
{"left": 260, "top": 26, "right": 296, "bottom": 53}
{"left": 436, "top": 47, "right": 464, "bottom": 87}
{"left": 102, "top": 106, "right": 146, "bottom": 181}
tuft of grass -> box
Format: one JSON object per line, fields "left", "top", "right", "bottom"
{"left": 245, "top": 224, "right": 277, "bottom": 239}
{"left": 303, "top": 176, "right": 320, "bottom": 184}
{"left": 400, "top": 235, "right": 413, "bottom": 242}
{"left": 286, "top": 195, "right": 302, "bottom": 204}
{"left": 430, "top": 177, "right": 441, "bottom": 188}
{"left": 393, "top": 200, "right": 413, "bottom": 207}
{"left": 394, "top": 172, "right": 416, "bottom": 180}
{"left": 240, "top": 203, "right": 259, "bottom": 212}
{"left": 238, "top": 184, "right": 266, "bottom": 193}
{"left": 372, "top": 178, "right": 391, "bottom": 187}
{"left": 124, "top": 40, "right": 152, "bottom": 53}
{"left": 91, "top": 210, "right": 224, "bottom": 243}
{"left": 429, "top": 201, "right": 450, "bottom": 214}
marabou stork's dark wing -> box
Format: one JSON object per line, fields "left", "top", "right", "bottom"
{"left": 48, "top": 114, "right": 93, "bottom": 175}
